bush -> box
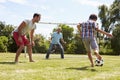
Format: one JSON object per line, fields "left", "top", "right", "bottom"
{"left": 111, "top": 25, "right": 120, "bottom": 55}
{"left": 66, "top": 42, "right": 77, "bottom": 54}
{"left": 0, "top": 36, "right": 8, "bottom": 52}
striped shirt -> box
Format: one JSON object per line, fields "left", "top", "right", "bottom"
{"left": 81, "top": 20, "right": 98, "bottom": 38}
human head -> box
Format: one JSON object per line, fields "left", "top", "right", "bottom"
{"left": 33, "top": 13, "right": 41, "bottom": 23}
{"left": 56, "top": 27, "right": 62, "bottom": 33}
{"left": 89, "top": 14, "right": 97, "bottom": 21}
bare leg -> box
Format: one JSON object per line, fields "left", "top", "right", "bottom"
{"left": 87, "top": 51, "right": 94, "bottom": 67}
{"left": 94, "top": 52, "right": 102, "bottom": 60}
{"left": 15, "top": 45, "right": 24, "bottom": 62}
{"left": 94, "top": 49, "right": 102, "bottom": 60}
{"left": 27, "top": 44, "right": 34, "bottom": 62}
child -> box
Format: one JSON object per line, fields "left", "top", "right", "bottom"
{"left": 77, "top": 14, "right": 113, "bottom": 67}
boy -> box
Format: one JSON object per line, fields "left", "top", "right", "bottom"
{"left": 77, "top": 14, "right": 113, "bottom": 67}
{"left": 46, "top": 27, "right": 66, "bottom": 59}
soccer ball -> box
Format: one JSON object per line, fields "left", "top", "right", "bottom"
{"left": 95, "top": 59, "right": 104, "bottom": 66}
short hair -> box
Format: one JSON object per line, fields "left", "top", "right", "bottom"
{"left": 56, "top": 27, "right": 62, "bottom": 31}
{"left": 89, "top": 14, "right": 97, "bottom": 20}
{"left": 33, "top": 13, "right": 41, "bottom": 18}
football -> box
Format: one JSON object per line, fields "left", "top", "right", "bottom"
{"left": 95, "top": 59, "right": 104, "bottom": 66}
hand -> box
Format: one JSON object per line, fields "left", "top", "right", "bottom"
{"left": 31, "top": 41, "right": 35, "bottom": 46}
{"left": 18, "top": 36, "right": 22, "bottom": 42}
{"left": 107, "top": 33, "right": 113, "bottom": 38}
{"left": 29, "top": 41, "right": 35, "bottom": 46}
{"left": 63, "top": 41, "right": 66, "bottom": 44}
{"left": 77, "top": 24, "right": 81, "bottom": 32}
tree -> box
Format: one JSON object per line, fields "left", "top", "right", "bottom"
{"left": 98, "top": 0, "right": 120, "bottom": 55}
{"left": 98, "top": 5, "right": 110, "bottom": 32}
{"left": 58, "top": 24, "right": 74, "bottom": 43}
{"left": 3, "top": 25, "right": 17, "bottom": 52}
{"left": 73, "top": 32, "right": 86, "bottom": 54}
{"left": 0, "top": 36, "right": 8, "bottom": 52}
{"left": 0, "top": 21, "right": 5, "bottom": 36}
{"left": 109, "top": 0, "right": 120, "bottom": 24}
{"left": 66, "top": 41, "right": 77, "bottom": 54}
{"left": 33, "top": 34, "right": 48, "bottom": 53}
{"left": 111, "top": 24, "right": 120, "bottom": 55}
{"left": 98, "top": 0, "right": 119, "bottom": 32}
{"left": 0, "top": 21, "right": 17, "bottom": 52}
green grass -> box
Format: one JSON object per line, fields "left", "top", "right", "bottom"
{"left": 0, "top": 53, "right": 120, "bottom": 80}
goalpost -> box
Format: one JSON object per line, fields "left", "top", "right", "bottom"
{"left": 39, "top": 21, "right": 78, "bottom": 25}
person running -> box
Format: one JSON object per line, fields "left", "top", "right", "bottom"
{"left": 46, "top": 27, "right": 66, "bottom": 59}
{"left": 77, "top": 14, "right": 113, "bottom": 67}
{"left": 13, "top": 13, "right": 41, "bottom": 63}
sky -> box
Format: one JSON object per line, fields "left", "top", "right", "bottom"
{"left": 0, "top": 0, "right": 114, "bottom": 38}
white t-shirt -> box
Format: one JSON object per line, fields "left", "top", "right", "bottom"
{"left": 14, "top": 19, "right": 36, "bottom": 35}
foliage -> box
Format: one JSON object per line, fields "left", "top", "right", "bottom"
{"left": 33, "top": 34, "right": 48, "bottom": 53}
{"left": 4, "top": 25, "right": 17, "bottom": 52}
{"left": 74, "top": 33, "right": 86, "bottom": 54}
{"left": 0, "top": 21, "right": 5, "bottom": 34}
{"left": 0, "top": 21, "right": 17, "bottom": 52}
{"left": 2, "top": 25, "right": 14, "bottom": 37}
{"left": 98, "top": 0, "right": 120, "bottom": 55}
{"left": 98, "top": 0, "right": 120, "bottom": 32}
{"left": 98, "top": 5, "right": 110, "bottom": 32}
{"left": 111, "top": 24, "right": 120, "bottom": 55}
{"left": 0, "top": 36, "right": 8, "bottom": 52}
{"left": 99, "top": 46, "right": 113, "bottom": 55}
{"left": 66, "top": 41, "right": 77, "bottom": 54}
{"left": 109, "top": 0, "right": 120, "bottom": 23}
{"left": 58, "top": 24, "right": 74, "bottom": 44}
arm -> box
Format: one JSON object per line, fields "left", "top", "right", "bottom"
{"left": 77, "top": 24, "right": 81, "bottom": 32}
{"left": 18, "top": 21, "right": 26, "bottom": 36}
{"left": 77, "top": 24, "right": 82, "bottom": 37}
{"left": 17, "top": 21, "right": 26, "bottom": 42}
{"left": 30, "top": 29, "right": 35, "bottom": 46}
{"left": 96, "top": 28, "right": 113, "bottom": 37}
{"left": 60, "top": 38, "right": 66, "bottom": 44}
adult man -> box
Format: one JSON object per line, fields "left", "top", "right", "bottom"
{"left": 13, "top": 13, "right": 41, "bottom": 63}
{"left": 46, "top": 27, "right": 66, "bottom": 59}
{"left": 77, "top": 14, "right": 113, "bottom": 67}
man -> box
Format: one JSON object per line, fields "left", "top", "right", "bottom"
{"left": 77, "top": 14, "right": 113, "bottom": 67}
{"left": 46, "top": 27, "right": 66, "bottom": 59}
{"left": 13, "top": 13, "right": 41, "bottom": 63}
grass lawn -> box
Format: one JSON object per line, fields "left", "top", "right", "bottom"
{"left": 0, "top": 53, "right": 120, "bottom": 80}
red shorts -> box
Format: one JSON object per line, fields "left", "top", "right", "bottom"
{"left": 13, "top": 32, "right": 30, "bottom": 46}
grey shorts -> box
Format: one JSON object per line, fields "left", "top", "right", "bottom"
{"left": 82, "top": 37, "right": 99, "bottom": 52}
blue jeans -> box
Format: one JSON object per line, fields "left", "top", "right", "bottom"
{"left": 46, "top": 43, "right": 64, "bottom": 59}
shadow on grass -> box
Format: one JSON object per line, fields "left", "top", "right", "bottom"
{"left": 0, "top": 62, "right": 16, "bottom": 65}
{"left": 0, "top": 61, "right": 26, "bottom": 65}
{"left": 66, "top": 66, "right": 97, "bottom": 72}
